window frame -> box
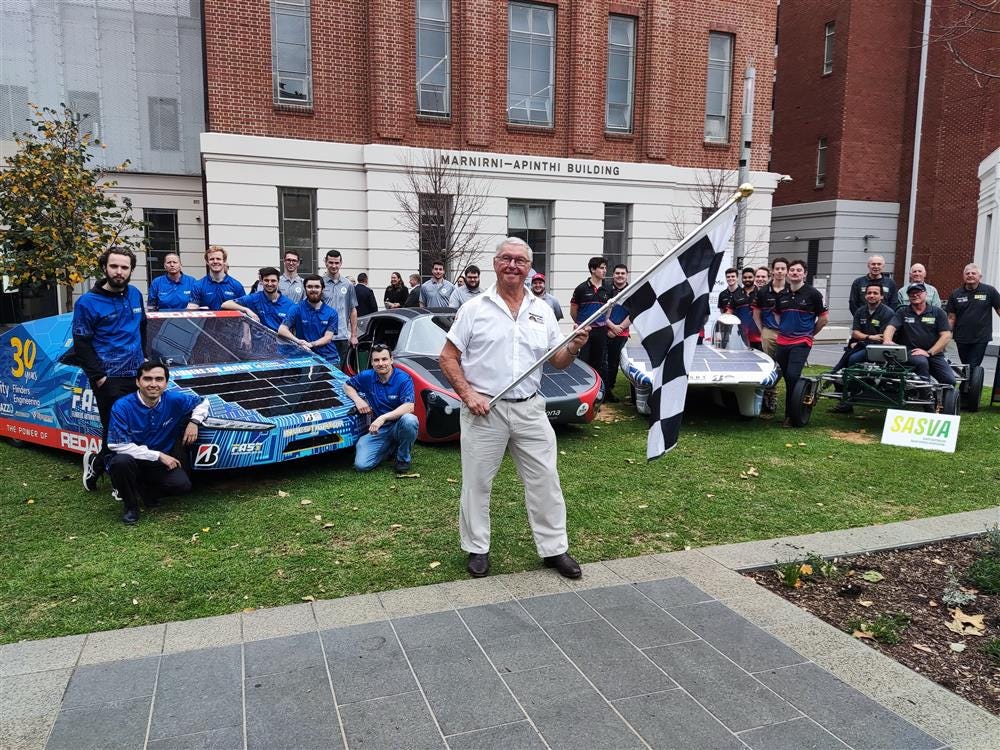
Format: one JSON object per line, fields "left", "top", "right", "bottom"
{"left": 271, "top": 0, "right": 313, "bottom": 107}
{"left": 506, "top": 200, "right": 551, "bottom": 277}
{"left": 418, "top": 193, "right": 454, "bottom": 279}
{"left": 278, "top": 187, "right": 318, "bottom": 274}
{"left": 605, "top": 15, "right": 636, "bottom": 134}
{"left": 506, "top": 2, "right": 556, "bottom": 128}
{"left": 603, "top": 204, "right": 630, "bottom": 270}
{"left": 823, "top": 21, "right": 835, "bottom": 75}
{"left": 704, "top": 31, "right": 734, "bottom": 144}
{"left": 815, "top": 137, "right": 828, "bottom": 188}
{"left": 143, "top": 208, "right": 179, "bottom": 282}
{"left": 416, "top": 0, "right": 451, "bottom": 117}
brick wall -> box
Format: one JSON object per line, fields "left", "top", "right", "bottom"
{"left": 203, "top": 0, "right": 776, "bottom": 171}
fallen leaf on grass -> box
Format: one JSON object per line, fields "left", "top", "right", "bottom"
{"left": 785, "top": 443, "right": 793, "bottom": 448}
{"left": 862, "top": 571, "right": 884, "bottom": 582}
{"left": 932, "top": 558, "right": 946, "bottom": 565}
{"left": 949, "top": 642, "right": 967, "bottom": 652}
{"left": 201, "top": 527, "right": 211, "bottom": 532}
{"left": 300, "top": 499, "right": 313, "bottom": 506}
{"left": 397, "top": 473, "right": 421, "bottom": 478}
{"left": 446, "top": 478, "right": 458, "bottom": 484}
{"left": 852, "top": 629, "right": 876, "bottom": 640}
{"left": 859, "top": 600, "right": 874, "bottom": 607}
{"left": 132, "top": 598, "right": 139, "bottom": 606}
{"left": 945, "top": 608, "right": 986, "bottom": 636}
{"left": 912, "top": 644, "right": 935, "bottom": 654}
{"left": 625, "top": 458, "right": 636, "bottom": 464}
{"left": 301, "top": 595, "right": 316, "bottom": 602}
{"left": 746, "top": 467, "right": 759, "bottom": 477}
{"left": 429, "top": 561, "right": 441, "bottom": 569}
{"left": 277, "top": 490, "right": 289, "bottom": 497}
{"left": 390, "top": 523, "right": 403, "bottom": 529}
{"left": 637, "top": 504, "right": 648, "bottom": 509}
{"left": 322, "top": 523, "right": 334, "bottom": 529}
{"left": 797, "top": 442, "right": 806, "bottom": 447}
{"left": 26, "top": 499, "right": 34, "bottom": 504}
{"left": 313, "top": 514, "right": 322, "bottom": 521}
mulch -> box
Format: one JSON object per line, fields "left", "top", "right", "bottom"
{"left": 747, "top": 536, "right": 1000, "bottom": 715}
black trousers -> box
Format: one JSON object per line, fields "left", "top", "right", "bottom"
{"left": 108, "top": 447, "right": 192, "bottom": 511}
{"left": 909, "top": 352, "right": 956, "bottom": 384}
{"left": 93, "top": 377, "right": 138, "bottom": 469}
{"left": 580, "top": 327, "right": 609, "bottom": 391}
{"left": 774, "top": 343, "right": 811, "bottom": 414}
{"left": 956, "top": 342, "right": 988, "bottom": 370}
{"left": 605, "top": 334, "right": 628, "bottom": 393}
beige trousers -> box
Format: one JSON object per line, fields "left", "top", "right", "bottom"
{"left": 458, "top": 397, "right": 569, "bottom": 557}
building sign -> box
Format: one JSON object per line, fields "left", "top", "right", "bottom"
{"left": 439, "top": 153, "right": 621, "bottom": 177}
{"left": 880, "top": 408, "right": 960, "bottom": 453}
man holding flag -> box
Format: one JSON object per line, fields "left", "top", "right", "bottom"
{"left": 440, "top": 237, "right": 590, "bottom": 580}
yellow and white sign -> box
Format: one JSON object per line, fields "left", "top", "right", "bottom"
{"left": 881, "top": 408, "right": 960, "bottom": 453}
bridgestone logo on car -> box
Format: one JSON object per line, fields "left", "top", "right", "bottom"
{"left": 195, "top": 444, "right": 220, "bottom": 467}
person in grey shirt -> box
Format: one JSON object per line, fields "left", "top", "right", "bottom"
{"left": 278, "top": 249, "right": 305, "bottom": 304}
{"left": 530, "top": 273, "right": 563, "bottom": 320}
{"left": 448, "top": 265, "right": 483, "bottom": 308}
{"left": 896, "top": 263, "right": 941, "bottom": 308}
{"left": 320, "top": 249, "right": 358, "bottom": 366}
{"left": 420, "top": 261, "right": 455, "bottom": 308}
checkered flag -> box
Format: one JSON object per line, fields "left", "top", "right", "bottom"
{"left": 625, "top": 205, "right": 737, "bottom": 460}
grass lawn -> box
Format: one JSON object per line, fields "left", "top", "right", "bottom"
{"left": 2, "top": 373, "right": 998, "bottom": 643}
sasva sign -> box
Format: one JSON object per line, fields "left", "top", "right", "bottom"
{"left": 880, "top": 408, "right": 960, "bottom": 453}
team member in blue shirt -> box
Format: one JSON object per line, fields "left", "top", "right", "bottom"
{"left": 73, "top": 247, "right": 147, "bottom": 491}
{"left": 278, "top": 274, "right": 341, "bottom": 364}
{"left": 188, "top": 245, "right": 245, "bottom": 310}
{"left": 147, "top": 253, "right": 197, "bottom": 311}
{"left": 107, "top": 361, "right": 209, "bottom": 524}
{"left": 773, "top": 259, "right": 828, "bottom": 426}
{"left": 570, "top": 256, "right": 612, "bottom": 388}
{"left": 222, "top": 266, "right": 295, "bottom": 331}
{"left": 343, "top": 344, "right": 418, "bottom": 473}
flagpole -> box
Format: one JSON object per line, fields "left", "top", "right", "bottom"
{"left": 487, "top": 183, "right": 755, "bottom": 408}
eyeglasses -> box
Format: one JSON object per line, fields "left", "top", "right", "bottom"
{"left": 495, "top": 255, "right": 531, "bottom": 268}
{"left": 371, "top": 344, "right": 391, "bottom": 354}
{"left": 284, "top": 258, "right": 300, "bottom": 263}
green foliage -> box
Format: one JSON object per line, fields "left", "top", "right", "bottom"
{"left": 804, "top": 551, "right": 840, "bottom": 579}
{"left": 985, "top": 638, "right": 1000, "bottom": 664}
{"left": 967, "top": 555, "right": 1000, "bottom": 594}
{"left": 981, "top": 523, "right": 1000, "bottom": 559}
{"left": 846, "top": 613, "right": 911, "bottom": 645}
{"left": 942, "top": 565, "right": 977, "bottom": 607}
{"left": 774, "top": 559, "right": 805, "bottom": 588}
{"left": 0, "top": 104, "right": 146, "bottom": 295}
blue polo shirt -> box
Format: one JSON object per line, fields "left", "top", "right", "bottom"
{"left": 232, "top": 291, "right": 295, "bottom": 331}
{"left": 108, "top": 390, "right": 203, "bottom": 453}
{"left": 148, "top": 273, "right": 197, "bottom": 311}
{"left": 71, "top": 285, "right": 146, "bottom": 378}
{"left": 346, "top": 367, "right": 415, "bottom": 419}
{"left": 191, "top": 274, "right": 245, "bottom": 310}
{"left": 284, "top": 300, "right": 340, "bottom": 363}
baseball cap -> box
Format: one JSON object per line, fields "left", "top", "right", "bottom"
{"left": 906, "top": 283, "right": 926, "bottom": 294}
{"left": 532, "top": 273, "right": 545, "bottom": 282}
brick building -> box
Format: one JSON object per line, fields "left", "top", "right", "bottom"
{"left": 769, "top": 0, "right": 1000, "bottom": 324}
{"left": 201, "top": 0, "right": 781, "bottom": 307}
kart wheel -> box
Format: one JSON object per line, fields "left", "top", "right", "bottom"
{"left": 961, "top": 366, "right": 984, "bottom": 412}
{"left": 938, "top": 385, "right": 960, "bottom": 416}
{"left": 787, "top": 379, "right": 813, "bottom": 427}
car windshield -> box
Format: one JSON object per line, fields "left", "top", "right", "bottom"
{"left": 397, "top": 315, "right": 453, "bottom": 355}
{"left": 146, "top": 315, "right": 307, "bottom": 366}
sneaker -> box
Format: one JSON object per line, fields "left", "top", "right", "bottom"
{"left": 121, "top": 507, "right": 139, "bottom": 525}
{"left": 394, "top": 460, "right": 412, "bottom": 473}
{"left": 82, "top": 449, "right": 101, "bottom": 492}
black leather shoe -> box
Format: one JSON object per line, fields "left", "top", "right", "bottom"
{"left": 543, "top": 552, "right": 582, "bottom": 579}
{"left": 394, "top": 460, "right": 412, "bottom": 473}
{"left": 121, "top": 507, "right": 140, "bottom": 525}
{"left": 466, "top": 552, "right": 490, "bottom": 578}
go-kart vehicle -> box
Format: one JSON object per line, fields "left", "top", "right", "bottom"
{"left": 620, "top": 314, "right": 780, "bottom": 418}
{"left": 787, "top": 344, "right": 982, "bottom": 427}
{"left": 0, "top": 311, "right": 360, "bottom": 469}
{"left": 345, "top": 308, "right": 604, "bottom": 442}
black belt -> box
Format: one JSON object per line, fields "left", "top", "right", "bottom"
{"left": 499, "top": 392, "right": 537, "bottom": 403}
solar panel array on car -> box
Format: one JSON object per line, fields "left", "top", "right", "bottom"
{"left": 176, "top": 365, "right": 345, "bottom": 417}
{"left": 624, "top": 345, "right": 768, "bottom": 373}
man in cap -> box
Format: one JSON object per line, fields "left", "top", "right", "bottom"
{"left": 883, "top": 283, "right": 955, "bottom": 384}
{"left": 529, "top": 273, "right": 563, "bottom": 320}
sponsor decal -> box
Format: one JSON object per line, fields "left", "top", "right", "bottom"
{"left": 0, "top": 403, "right": 14, "bottom": 415}
{"left": 282, "top": 419, "right": 344, "bottom": 438}
{"left": 881, "top": 408, "right": 960, "bottom": 453}
{"left": 194, "top": 443, "right": 221, "bottom": 467}
{"left": 545, "top": 409, "right": 562, "bottom": 417}
{"left": 231, "top": 443, "right": 265, "bottom": 455}
{"left": 576, "top": 403, "right": 590, "bottom": 417}
{"left": 69, "top": 386, "right": 99, "bottom": 414}
{"left": 60, "top": 432, "right": 101, "bottom": 453}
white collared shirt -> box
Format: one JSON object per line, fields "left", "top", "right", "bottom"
{"left": 446, "top": 284, "right": 561, "bottom": 398}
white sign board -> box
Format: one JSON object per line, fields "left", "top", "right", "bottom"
{"left": 881, "top": 409, "right": 960, "bottom": 453}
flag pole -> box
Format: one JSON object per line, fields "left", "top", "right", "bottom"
{"left": 488, "top": 183, "right": 755, "bottom": 407}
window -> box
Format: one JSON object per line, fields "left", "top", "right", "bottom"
{"left": 271, "top": 0, "right": 312, "bottom": 105}
{"left": 603, "top": 204, "right": 630, "bottom": 269}
{"left": 417, "top": 0, "right": 450, "bottom": 116}
{"left": 278, "top": 188, "right": 317, "bottom": 274}
{"left": 507, "top": 201, "right": 550, "bottom": 276}
{"left": 507, "top": 2, "right": 555, "bottom": 127}
{"left": 606, "top": 16, "right": 636, "bottom": 133}
{"left": 148, "top": 97, "right": 180, "bottom": 151}
{"left": 144, "top": 209, "right": 179, "bottom": 281}
{"left": 807, "top": 239, "right": 819, "bottom": 284}
{"left": 816, "top": 137, "right": 827, "bottom": 187}
{"left": 419, "top": 193, "right": 452, "bottom": 278}
{"left": 823, "top": 21, "right": 835, "bottom": 75}
{"left": 704, "top": 32, "right": 733, "bottom": 143}
{"left": 0, "top": 84, "right": 29, "bottom": 139}
{"left": 68, "top": 91, "right": 100, "bottom": 141}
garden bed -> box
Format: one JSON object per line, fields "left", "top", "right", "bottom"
{"left": 749, "top": 535, "right": 1000, "bottom": 715}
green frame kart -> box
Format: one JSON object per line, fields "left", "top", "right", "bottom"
{"left": 787, "top": 345, "right": 984, "bottom": 427}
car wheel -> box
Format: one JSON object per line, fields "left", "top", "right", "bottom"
{"left": 788, "top": 379, "right": 814, "bottom": 427}
{"left": 961, "top": 366, "right": 984, "bottom": 412}
{"left": 938, "top": 385, "right": 960, "bottom": 416}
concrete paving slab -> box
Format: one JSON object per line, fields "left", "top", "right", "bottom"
{"left": 338, "top": 690, "right": 443, "bottom": 750}
{"left": 0, "top": 634, "right": 83, "bottom": 677}
{"left": 162, "top": 613, "right": 242, "bottom": 654}
{"left": 244, "top": 631, "right": 325, "bottom": 677}
{"left": 146, "top": 726, "right": 245, "bottom": 749}
{"left": 634, "top": 576, "right": 716, "bottom": 609}
{"left": 722, "top": 590, "right": 820, "bottom": 630}
{"left": 456, "top": 600, "right": 541, "bottom": 645}
{"left": 444, "top": 720, "right": 545, "bottom": 750}
{"left": 738, "top": 716, "right": 850, "bottom": 750}
{"left": 61, "top": 655, "right": 158, "bottom": 709}
{"left": 321, "top": 620, "right": 416, "bottom": 705}
{"left": 46, "top": 696, "right": 151, "bottom": 750}
{"left": 601, "top": 554, "right": 681, "bottom": 582}
{"left": 240, "top": 602, "right": 315, "bottom": 642}
{"left": 613, "top": 689, "right": 745, "bottom": 750}
{"left": 492, "top": 568, "right": 570, "bottom": 598}
{"left": 0, "top": 668, "right": 72, "bottom": 720}
{"left": 439, "top": 576, "right": 513, "bottom": 609}
{"left": 312, "top": 592, "right": 386, "bottom": 630}
{"left": 517, "top": 591, "right": 598, "bottom": 627}
{"left": 244, "top": 665, "right": 343, "bottom": 750}
{"left": 876, "top": 679, "right": 1000, "bottom": 750}
{"left": 0, "top": 712, "right": 56, "bottom": 750}
{"left": 560, "top": 561, "right": 624, "bottom": 589}
{"left": 150, "top": 645, "right": 242, "bottom": 741}
{"left": 379, "top": 583, "right": 452, "bottom": 618}
{"left": 77, "top": 623, "right": 165, "bottom": 666}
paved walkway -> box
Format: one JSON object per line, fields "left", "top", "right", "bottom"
{"left": 3, "top": 507, "right": 999, "bottom": 750}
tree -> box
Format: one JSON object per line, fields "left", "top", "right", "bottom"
{"left": 392, "top": 149, "right": 492, "bottom": 280}
{"left": 931, "top": 0, "right": 1000, "bottom": 84}
{"left": 0, "top": 105, "right": 146, "bottom": 307}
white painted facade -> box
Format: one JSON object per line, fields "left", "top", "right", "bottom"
{"left": 976, "top": 146, "right": 1000, "bottom": 343}
{"left": 201, "top": 133, "right": 782, "bottom": 313}
{"left": 769, "top": 199, "right": 901, "bottom": 323}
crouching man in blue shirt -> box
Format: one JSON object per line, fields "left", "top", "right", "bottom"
{"left": 107, "top": 361, "right": 209, "bottom": 524}
{"left": 344, "top": 344, "right": 418, "bottom": 473}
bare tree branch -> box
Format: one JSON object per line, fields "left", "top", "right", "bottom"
{"left": 929, "top": 0, "right": 1000, "bottom": 82}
